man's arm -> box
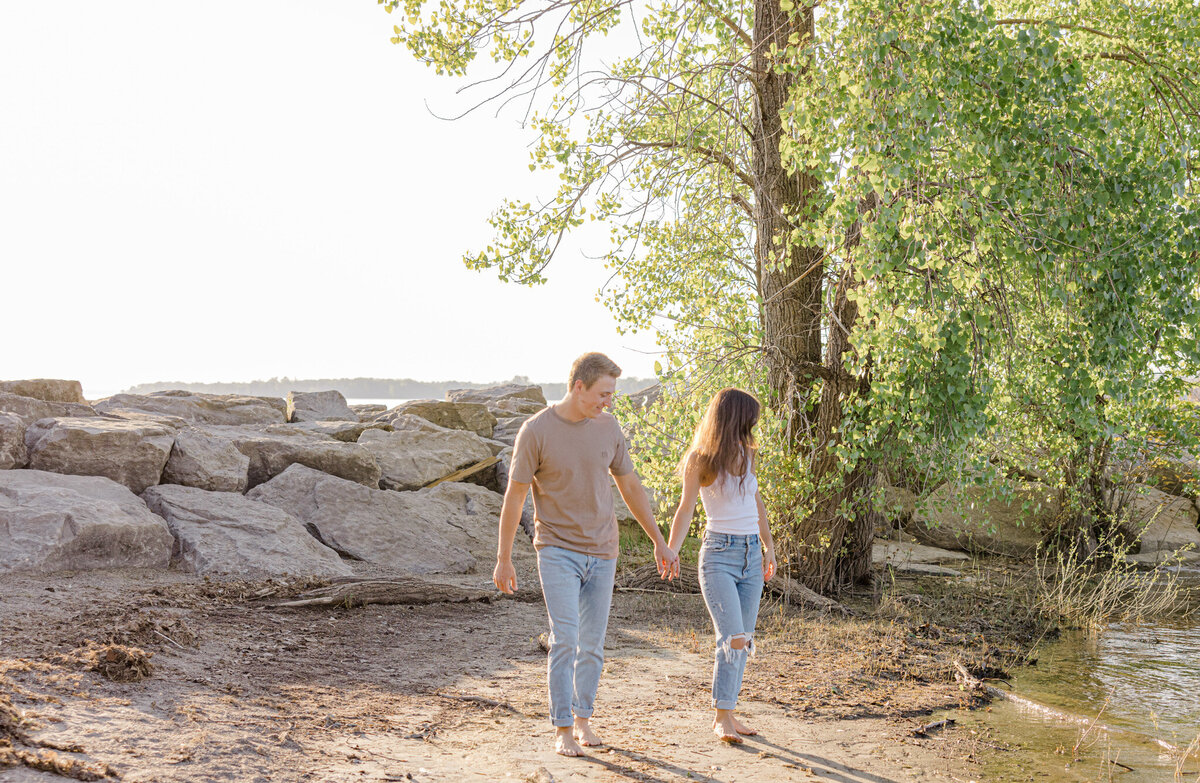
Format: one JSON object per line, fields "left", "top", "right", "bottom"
{"left": 612, "top": 471, "right": 679, "bottom": 579}
{"left": 493, "top": 479, "right": 531, "bottom": 594}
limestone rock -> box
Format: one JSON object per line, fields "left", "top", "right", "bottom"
{"left": 288, "top": 420, "right": 393, "bottom": 443}
{"left": 233, "top": 436, "right": 381, "bottom": 489}
{"left": 95, "top": 391, "right": 286, "bottom": 426}
{"left": 161, "top": 428, "right": 251, "bottom": 493}
{"left": 142, "top": 485, "right": 349, "bottom": 578}
{"left": 0, "top": 379, "right": 86, "bottom": 404}
{"left": 0, "top": 391, "right": 96, "bottom": 425}
{"left": 1123, "top": 550, "right": 1200, "bottom": 568}
{"left": 877, "top": 484, "right": 919, "bottom": 536}
{"left": 25, "top": 417, "right": 174, "bottom": 494}
{"left": 1117, "top": 485, "right": 1200, "bottom": 554}
{"left": 248, "top": 465, "right": 525, "bottom": 574}
{"left": 392, "top": 399, "right": 497, "bottom": 438}
{"left": 286, "top": 390, "right": 355, "bottom": 423}
{"left": 0, "top": 470, "right": 172, "bottom": 573}
{"left": 911, "top": 482, "right": 1060, "bottom": 557}
{"left": 487, "top": 397, "right": 546, "bottom": 418}
{"left": 1137, "top": 455, "right": 1200, "bottom": 499}
{"left": 0, "top": 413, "right": 27, "bottom": 469}
{"left": 357, "top": 427, "right": 493, "bottom": 491}
{"left": 351, "top": 404, "right": 387, "bottom": 421}
{"left": 372, "top": 411, "right": 446, "bottom": 431}
{"left": 491, "top": 413, "right": 533, "bottom": 446}
{"left": 447, "top": 384, "right": 546, "bottom": 406}
{"left": 872, "top": 539, "right": 970, "bottom": 567}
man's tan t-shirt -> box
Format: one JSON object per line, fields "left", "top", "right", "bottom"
{"left": 510, "top": 406, "right": 634, "bottom": 559}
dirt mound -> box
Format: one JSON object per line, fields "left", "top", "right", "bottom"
{"left": 54, "top": 643, "right": 154, "bottom": 683}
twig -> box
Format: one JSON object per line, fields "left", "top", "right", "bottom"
{"left": 151, "top": 629, "right": 186, "bottom": 650}
{"left": 434, "top": 691, "right": 523, "bottom": 715}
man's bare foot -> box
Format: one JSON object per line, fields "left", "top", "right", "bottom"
{"left": 713, "top": 717, "right": 743, "bottom": 743}
{"left": 556, "top": 728, "right": 584, "bottom": 757}
{"left": 731, "top": 716, "right": 758, "bottom": 736}
{"left": 573, "top": 718, "right": 604, "bottom": 747}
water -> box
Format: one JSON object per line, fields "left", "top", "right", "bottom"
{"left": 954, "top": 573, "right": 1200, "bottom": 781}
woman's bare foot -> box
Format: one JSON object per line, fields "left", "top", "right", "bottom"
{"left": 555, "top": 727, "right": 584, "bottom": 757}
{"left": 731, "top": 716, "right": 758, "bottom": 736}
{"left": 573, "top": 717, "right": 604, "bottom": 747}
{"left": 713, "top": 712, "right": 743, "bottom": 744}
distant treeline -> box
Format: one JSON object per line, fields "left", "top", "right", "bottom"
{"left": 124, "top": 375, "right": 656, "bottom": 401}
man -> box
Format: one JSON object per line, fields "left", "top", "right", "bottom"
{"left": 493, "top": 352, "right": 678, "bottom": 757}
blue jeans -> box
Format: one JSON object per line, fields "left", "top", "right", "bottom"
{"left": 536, "top": 546, "right": 617, "bottom": 727}
{"left": 698, "top": 532, "right": 764, "bottom": 710}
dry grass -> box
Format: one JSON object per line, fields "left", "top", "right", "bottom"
{"left": 617, "top": 558, "right": 1052, "bottom": 721}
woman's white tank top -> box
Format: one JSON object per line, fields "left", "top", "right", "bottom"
{"left": 699, "top": 455, "right": 760, "bottom": 535}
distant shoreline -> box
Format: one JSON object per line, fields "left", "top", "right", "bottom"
{"left": 115, "top": 376, "right": 656, "bottom": 402}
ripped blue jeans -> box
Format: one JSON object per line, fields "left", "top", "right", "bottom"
{"left": 698, "top": 532, "right": 764, "bottom": 710}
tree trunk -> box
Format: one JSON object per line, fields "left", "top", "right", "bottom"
{"left": 792, "top": 266, "right": 878, "bottom": 593}
{"left": 752, "top": 1, "right": 824, "bottom": 440}
{"left": 751, "top": 2, "right": 878, "bottom": 593}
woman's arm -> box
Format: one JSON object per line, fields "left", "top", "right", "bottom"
{"left": 754, "top": 491, "right": 777, "bottom": 580}
{"left": 751, "top": 453, "right": 777, "bottom": 580}
{"left": 668, "top": 452, "right": 701, "bottom": 554}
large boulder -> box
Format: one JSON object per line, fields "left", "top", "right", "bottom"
{"left": 351, "top": 403, "right": 387, "bottom": 421}
{"left": 0, "top": 391, "right": 96, "bottom": 425}
{"left": 357, "top": 426, "right": 493, "bottom": 491}
{"left": 0, "top": 379, "right": 86, "bottom": 404}
{"left": 95, "top": 391, "right": 286, "bottom": 426}
{"left": 491, "top": 413, "right": 533, "bottom": 446}
{"left": 911, "top": 482, "right": 1061, "bottom": 557}
{"left": 447, "top": 384, "right": 546, "bottom": 406}
{"left": 247, "top": 465, "right": 517, "bottom": 573}
{"left": 142, "top": 484, "right": 350, "bottom": 578}
{"left": 0, "top": 413, "right": 27, "bottom": 469}
{"left": 390, "top": 400, "right": 497, "bottom": 438}
{"left": 161, "top": 428, "right": 251, "bottom": 493}
{"left": 286, "top": 390, "right": 355, "bottom": 423}
{"left": 1137, "top": 455, "right": 1200, "bottom": 500}
{"left": 233, "top": 436, "right": 381, "bottom": 489}
{"left": 25, "top": 417, "right": 174, "bottom": 494}
{"left": 1116, "top": 485, "right": 1200, "bottom": 554}
{"left": 0, "top": 470, "right": 172, "bottom": 573}
{"left": 288, "top": 420, "right": 393, "bottom": 443}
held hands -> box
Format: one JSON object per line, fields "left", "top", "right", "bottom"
{"left": 655, "top": 540, "right": 680, "bottom": 581}
{"left": 493, "top": 558, "right": 518, "bottom": 594}
{"left": 763, "top": 546, "right": 777, "bottom": 581}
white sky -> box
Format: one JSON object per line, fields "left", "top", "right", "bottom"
{"left": 0, "top": 2, "right": 660, "bottom": 397}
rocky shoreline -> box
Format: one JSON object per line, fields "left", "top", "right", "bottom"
{"left": 0, "top": 379, "right": 551, "bottom": 581}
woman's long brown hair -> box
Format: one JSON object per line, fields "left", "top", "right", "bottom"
{"left": 679, "top": 387, "right": 760, "bottom": 488}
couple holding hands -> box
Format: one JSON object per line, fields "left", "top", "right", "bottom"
{"left": 493, "top": 352, "right": 777, "bottom": 756}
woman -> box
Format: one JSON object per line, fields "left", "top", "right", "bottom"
{"left": 668, "top": 387, "right": 777, "bottom": 743}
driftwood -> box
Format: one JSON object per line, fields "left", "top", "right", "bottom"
{"left": 616, "top": 563, "right": 846, "bottom": 613}
{"left": 911, "top": 718, "right": 955, "bottom": 738}
{"left": 425, "top": 456, "right": 500, "bottom": 488}
{"left": 269, "top": 578, "right": 491, "bottom": 608}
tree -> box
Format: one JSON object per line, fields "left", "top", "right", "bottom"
{"left": 384, "top": 0, "right": 1200, "bottom": 593}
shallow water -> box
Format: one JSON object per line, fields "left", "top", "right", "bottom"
{"left": 955, "top": 574, "right": 1200, "bottom": 781}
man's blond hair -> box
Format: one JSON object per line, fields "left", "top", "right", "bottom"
{"left": 569, "top": 352, "right": 622, "bottom": 390}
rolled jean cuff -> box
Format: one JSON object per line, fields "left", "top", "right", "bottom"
{"left": 713, "top": 698, "right": 738, "bottom": 710}
{"left": 551, "top": 716, "right": 574, "bottom": 728}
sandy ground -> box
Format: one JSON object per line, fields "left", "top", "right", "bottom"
{"left": 0, "top": 564, "right": 1005, "bottom": 783}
